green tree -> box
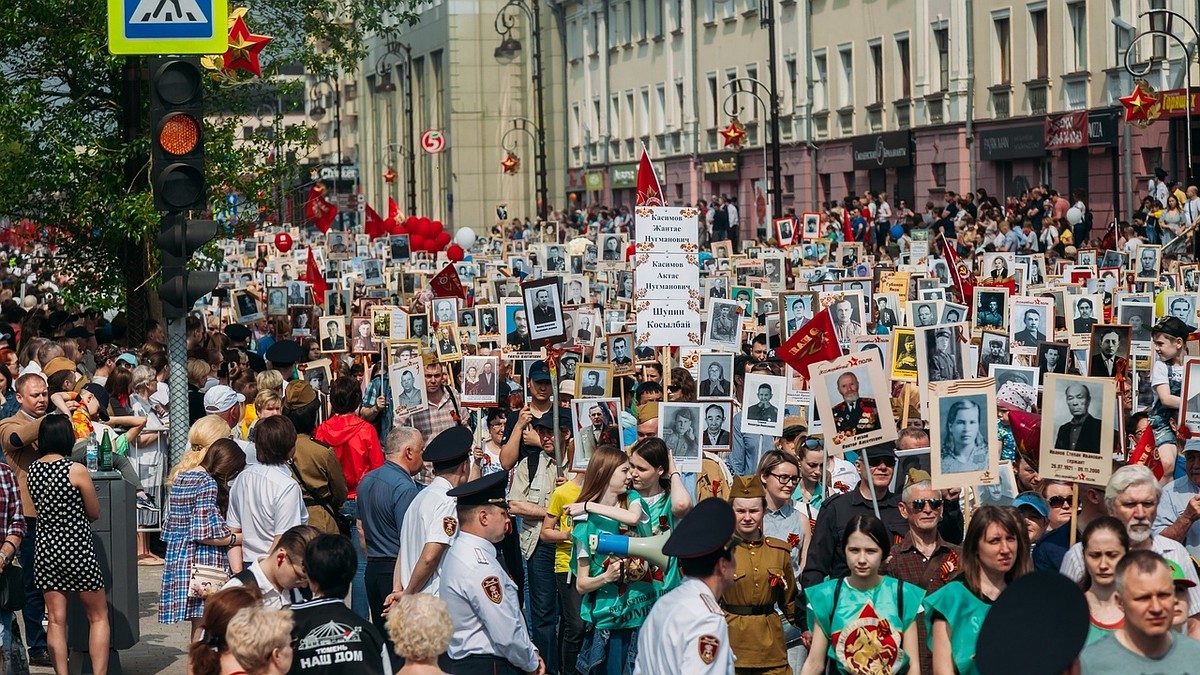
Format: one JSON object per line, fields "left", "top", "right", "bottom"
{"left": 0, "top": 0, "right": 417, "bottom": 338}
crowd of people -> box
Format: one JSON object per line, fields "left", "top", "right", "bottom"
{"left": 2, "top": 167, "right": 1200, "bottom": 675}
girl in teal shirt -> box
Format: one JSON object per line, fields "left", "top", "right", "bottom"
{"left": 801, "top": 514, "right": 926, "bottom": 675}
{"left": 627, "top": 438, "right": 692, "bottom": 595}
{"left": 1081, "top": 517, "right": 1129, "bottom": 645}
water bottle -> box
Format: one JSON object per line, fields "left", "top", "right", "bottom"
{"left": 85, "top": 432, "right": 98, "bottom": 472}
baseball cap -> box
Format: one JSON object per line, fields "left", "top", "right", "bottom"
{"left": 1168, "top": 560, "right": 1197, "bottom": 588}
{"left": 115, "top": 353, "right": 139, "bottom": 367}
{"left": 528, "top": 362, "right": 552, "bottom": 383}
{"left": 1012, "top": 491, "right": 1050, "bottom": 519}
{"left": 203, "top": 385, "right": 245, "bottom": 414}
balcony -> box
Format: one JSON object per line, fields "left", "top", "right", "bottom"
{"left": 989, "top": 84, "right": 1012, "bottom": 119}
{"left": 1026, "top": 78, "right": 1049, "bottom": 115}
{"left": 894, "top": 99, "right": 911, "bottom": 129}
{"left": 1062, "top": 72, "right": 1089, "bottom": 111}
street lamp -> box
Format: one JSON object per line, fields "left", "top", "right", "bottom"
{"left": 760, "top": 0, "right": 783, "bottom": 220}
{"left": 376, "top": 42, "right": 417, "bottom": 218}
{"left": 723, "top": 78, "right": 776, "bottom": 228}
{"left": 308, "top": 79, "right": 342, "bottom": 172}
{"left": 494, "top": 0, "right": 549, "bottom": 221}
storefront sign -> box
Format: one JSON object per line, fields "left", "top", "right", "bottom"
{"left": 978, "top": 123, "right": 1046, "bottom": 161}
{"left": 1044, "top": 111, "right": 1088, "bottom": 151}
{"left": 851, "top": 130, "right": 914, "bottom": 169}
{"left": 1157, "top": 88, "right": 1200, "bottom": 119}
{"left": 1087, "top": 108, "right": 1120, "bottom": 148}
{"left": 611, "top": 164, "right": 638, "bottom": 188}
{"left": 584, "top": 172, "right": 605, "bottom": 191}
{"left": 702, "top": 152, "right": 740, "bottom": 181}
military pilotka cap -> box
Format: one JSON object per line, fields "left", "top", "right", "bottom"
{"left": 662, "top": 497, "right": 735, "bottom": 559}
{"left": 283, "top": 380, "right": 316, "bottom": 410}
{"left": 265, "top": 339, "right": 301, "bottom": 367}
{"left": 424, "top": 425, "right": 473, "bottom": 468}
{"left": 447, "top": 470, "right": 509, "bottom": 508}
{"left": 1151, "top": 316, "right": 1194, "bottom": 340}
{"left": 728, "top": 476, "right": 765, "bottom": 500}
{"left": 976, "top": 572, "right": 1088, "bottom": 675}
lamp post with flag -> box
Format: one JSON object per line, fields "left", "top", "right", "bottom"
{"left": 494, "top": 0, "right": 549, "bottom": 221}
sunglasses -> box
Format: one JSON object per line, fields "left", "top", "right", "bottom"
{"left": 1047, "top": 495, "right": 1074, "bottom": 508}
{"left": 910, "top": 498, "right": 944, "bottom": 511}
{"left": 668, "top": 385, "right": 681, "bottom": 392}
{"left": 867, "top": 455, "right": 897, "bottom": 468}
{"left": 802, "top": 438, "right": 824, "bottom": 450}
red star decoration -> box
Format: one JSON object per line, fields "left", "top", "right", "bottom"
{"left": 1120, "top": 83, "right": 1159, "bottom": 124}
{"left": 223, "top": 16, "right": 272, "bottom": 77}
{"left": 383, "top": 168, "right": 397, "bottom": 183}
{"left": 500, "top": 152, "right": 520, "bottom": 175}
{"left": 720, "top": 117, "right": 747, "bottom": 148}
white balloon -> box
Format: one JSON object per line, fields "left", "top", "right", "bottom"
{"left": 1066, "top": 206, "right": 1083, "bottom": 226}
{"left": 454, "top": 227, "right": 477, "bottom": 249}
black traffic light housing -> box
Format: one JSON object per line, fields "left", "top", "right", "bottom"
{"left": 158, "top": 213, "right": 219, "bottom": 318}
{"left": 149, "top": 57, "right": 206, "bottom": 212}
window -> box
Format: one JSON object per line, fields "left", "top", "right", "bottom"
{"left": 1067, "top": 3, "right": 1087, "bottom": 71}
{"left": 869, "top": 42, "right": 883, "bottom": 104}
{"left": 785, "top": 56, "right": 798, "bottom": 109}
{"left": 746, "top": 64, "right": 758, "bottom": 122}
{"left": 1111, "top": 0, "right": 1131, "bottom": 66}
{"left": 676, "top": 80, "right": 686, "bottom": 128}
{"left": 652, "top": 0, "right": 664, "bottom": 37}
{"left": 567, "top": 19, "right": 581, "bottom": 60}
{"left": 671, "top": 0, "right": 683, "bottom": 32}
{"left": 896, "top": 37, "right": 911, "bottom": 98}
{"left": 933, "top": 27, "right": 949, "bottom": 92}
{"left": 838, "top": 46, "right": 853, "bottom": 108}
{"left": 1030, "top": 8, "right": 1048, "bottom": 78}
{"left": 1150, "top": 0, "right": 1166, "bottom": 59}
{"left": 708, "top": 73, "right": 719, "bottom": 127}
{"left": 590, "top": 12, "right": 601, "bottom": 54}
{"left": 933, "top": 163, "right": 947, "bottom": 188}
{"left": 571, "top": 103, "right": 581, "bottom": 147}
{"left": 607, "top": 5, "right": 618, "bottom": 46}
{"left": 640, "top": 87, "right": 651, "bottom": 136}
{"left": 654, "top": 84, "right": 666, "bottom": 132}
{"left": 994, "top": 17, "right": 1011, "bottom": 84}
{"left": 637, "top": 0, "right": 647, "bottom": 40}
{"left": 625, "top": 91, "right": 635, "bottom": 137}
{"left": 813, "top": 52, "right": 828, "bottom": 110}
{"left": 610, "top": 94, "right": 620, "bottom": 139}
{"left": 623, "top": 1, "right": 633, "bottom": 44}
{"left": 704, "top": 0, "right": 715, "bottom": 23}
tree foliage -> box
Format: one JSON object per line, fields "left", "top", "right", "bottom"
{"left": 0, "top": 0, "right": 419, "bottom": 311}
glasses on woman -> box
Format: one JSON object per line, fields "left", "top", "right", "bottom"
{"left": 802, "top": 438, "right": 824, "bottom": 450}
{"left": 767, "top": 472, "right": 800, "bottom": 485}
{"left": 668, "top": 385, "right": 681, "bottom": 392}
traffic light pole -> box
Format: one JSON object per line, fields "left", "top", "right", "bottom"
{"left": 165, "top": 316, "right": 189, "bottom": 467}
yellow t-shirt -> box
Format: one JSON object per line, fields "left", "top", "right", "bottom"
{"left": 241, "top": 403, "right": 257, "bottom": 438}
{"left": 546, "top": 481, "right": 583, "bottom": 574}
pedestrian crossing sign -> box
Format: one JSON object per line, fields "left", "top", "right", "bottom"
{"left": 107, "top": 0, "right": 228, "bottom": 55}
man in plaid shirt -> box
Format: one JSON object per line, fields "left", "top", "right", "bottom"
{"left": 405, "top": 360, "right": 467, "bottom": 484}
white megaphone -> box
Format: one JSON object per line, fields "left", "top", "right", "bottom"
{"left": 589, "top": 531, "right": 672, "bottom": 571}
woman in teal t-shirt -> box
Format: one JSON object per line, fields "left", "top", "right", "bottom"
{"left": 628, "top": 438, "right": 692, "bottom": 595}
{"left": 923, "top": 505, "right": 1032, "bottom": 675}
{"left": 801, "top": 514, "right": 926, "bottom": 675}
{"left": 1081, "top": 516, "right": 1128, "bottom": 645}
{"left": 568, "top": 446, "right": 650, "bottom": 675}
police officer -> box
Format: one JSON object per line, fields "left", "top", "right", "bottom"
{"left": 439, "top": 471, "right": 545, "bottom": 675}
{"left": 635, "top": 498, "right": 737, "bottom": 674}
{"left": 723, "top": 476, "right": 798, "bottom": 675}
{"left": 387, "top": 426, "right": 474, "bottom": 607}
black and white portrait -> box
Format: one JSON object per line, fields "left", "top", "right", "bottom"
{"left": 290, "top": 306, "right": 314, "bottom": 337}
{"left": 1134, "top": 244, "right": 1161, "bottom": 280}
{"left": 740, "top": 373, "right": 786, "bottom": 436}
{"left": 974, "top": 290, "right": 1007, "bottom": 330}
{"left": 599, "top": 235, "right": 623, "bottom": 262}
{"left": 266, "top": 288, "right": 287, "bottom": 317}
{"left": 478, "top": 307, "right": 500, "bottom": 337}
{"left": 1071, "top": 296, "right": 1101, "bottom": 335}
{"left": 302, "top": 359, "right": 332, "bottom": 395}
{"left": 1009, "top": 300, "right": 1051, "bottom": 352}
{"left": 544, "top": 244, "right": 567, "bottom": 271}
{"left": 697, "top": 352, "right": 735, "bottom": 399}
{"left": 1167, "top": 293, "right": 1197, "bottom": 326}
{"left": 941, "top": 303, "right": 968, "bottom": 325}
{"left": 572, "top": 398, "right": 621, "bottom": 470}
{"left": 705, "top": 299, "right": 742, "bottom": 351}
{"left": 1050, "top": 378, "right": 1105, "bottom": 454}
{"left": 659, "top": 402, "right": 703, "bottom": 471}
{"left": 1037, "top": 342, "right": 1069, "bottom": 384}
{"left": 977, "top": 332, "right": 1010, "bottom": 376}
{"left": 1118, "top": 303, "right": 1154, "bottom": 346}
{"left": 432, "top": 298, "right": 457, "bottom": 326}
{"left": 1088, "top": 325, "right": 1130, "bottom": 378}
{"left": 936, "top": 394, "right": 991, "bottom": 474}
{"left": 352, "top": 316, "right": 379, "bottom": 353}
{"left": 522, "top": 279, "right": 567, "bottom": 344}
{"left": 389, "top": 362, "right": 428, "bottom": 414}
{"left": 1040, "top": 375, "right": 1119, "bottom": 486}
{"left": 918, "top": 325, "right": 964, "bottom": 383}
{"left": 910, "top": 301, "right": 939, "bottom": 328}
{"left": 576, "top": 365, "right": 612, "bottom": 398}
{"left": 363, "top": 259, "right": 384, "bottom": 287}
{"left": 389, "top": 234, "right": 411, "bottom": 262}
{"left": 320, "top": 318, "right": 347, "bottom": 352}
{"left": 234, "top": 290, "right": 262, "bottom": 323}
{"left": 606, "top": 333, "right": 635, "bottom": 377}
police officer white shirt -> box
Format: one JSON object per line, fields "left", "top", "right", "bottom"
{"left": 396, "top": 475, "right": 457, "bottom": 596}
{"left": 440, "top": 530, "right": 540, "bottom": 671}
{"left": 634, "top": 577, "right": 734, "bottom": 674}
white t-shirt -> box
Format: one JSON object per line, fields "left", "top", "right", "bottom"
{"left": 397, "top": 475, "right": 457, "bottom": 596}
{"left": 227, "top": 463, "right": 307, "bottom": 562}
{"left": 1151, "top": 359, "right": 1183, "bottom": 391}
{"left": 222, "top": 558, "right": 304, "bottom": 609}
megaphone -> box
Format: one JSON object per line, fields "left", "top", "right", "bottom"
{"left": 589, "top": 531, "right": 672, "bottom": 572}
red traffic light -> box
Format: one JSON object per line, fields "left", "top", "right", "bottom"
{"left": 158, "top": 113, "right": 201, "bottom": 156}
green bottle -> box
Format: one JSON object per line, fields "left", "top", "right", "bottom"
{"left": 98, "top": 428, "right": 114, "bottom": 472}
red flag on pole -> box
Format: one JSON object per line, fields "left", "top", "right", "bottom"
{"left": 1128, "top": 422, "right": 1164, "bottom": 480}
{"left": 635, "top": 143, "right": 666, "bottom": 207}
{"left": 388, "top": 198, "right": 402, "bottom": 224}
{"left": 428, "top": 263, "right": 466, "bottom": 299}
{"left": 302, "top": 248, "right": 329, "bottom": 301}
{"left": 842, "top": 208, "right": 854, "bottom": 242}
{"left": 305, "top": 185, "right": 337, "bottom": 233}
{"left": 938, "top": 235, "right": 975, "bottom": 309}
{"left": 364, "top": 204, "right": 386, "bottom": 240}
{"left": 777, "top": 307, "right": 843, "bottom": 379}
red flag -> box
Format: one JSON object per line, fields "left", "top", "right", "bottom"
{"left": 778, "top": 308, "right": 842, "bottom": 379}
{"left": 302, "top": 248, "right": 329, "bottom": 301}
{"left": 842, "top": 208, "right": 854, "bottom": 242}
{"left": 938, "top": 235, "right": 975, "bottom": 310}
{"left": 388, "top": 198, "right": 402, "bottom": 223}
{"left": 428, "top": 263, "right": 465, "bottom": 299}
{"left": 305, "top": 185, "right": 337, "bottom": 233}
{"left": 635, "top": 143, "right": 666, "bottom": 207}
{"left": 364, "top": 204, "right": 386, "bottom": 240}
{"left": 1128, "top": 423, "right": 1164, "bottom": 480}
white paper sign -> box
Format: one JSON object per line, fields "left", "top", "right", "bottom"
{"left": 634, "top": 206, "right": 700, "bottom": 250}
{"left": 633, "top": 253, "right": 700, "bottom": 299}
{"left": 635, "top": 303, "right": 702, "bottom": 347}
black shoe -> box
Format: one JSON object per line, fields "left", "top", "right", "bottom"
{"left": 136, "top": 494, "right": 159, "bottom": 512}
{"left": 28, "top": 651, "right": 51, "bottom": 668}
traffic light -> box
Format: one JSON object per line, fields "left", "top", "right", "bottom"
{"left": 158, "top": 213, "right": 219, "bottom": 318}
{"left": 149, "top": 57, "right": 206, "bottom": 212}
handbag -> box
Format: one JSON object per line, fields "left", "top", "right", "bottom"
{"left": 188, "top": 563, "right": 230, "bottom": 599}
{"left": 0, "top": 557, "right": 23, "bottom": 611}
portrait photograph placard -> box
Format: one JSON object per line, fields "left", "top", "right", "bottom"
{"left": 697, "top": 352, "right": 736, "bottom": 399}
{"left": 890, "top": 328, "right": 919, "bottom": 382}
{"left": 973, "top": 287, "right": 1009, "bottom": 332}
{"left": 290, "top": 306, "right": 315, "bottom": 337}
{"left": 658, "top": 402, "right": 703, "bottom": 472}
{"left": 319, "top": 316, "right": 348, "bottom": 353}
{"left": 775, "top": 217, "right": 797, "bottom": 246}
{"left": 266, "top": 287, "right": 288, "bottom": 317}
{"left": 573, "top": 398, "right": 623, "bottom": 470}
{"left": 1180, "top": 357, "right": 1200, "bottom": 430}
{"left": 809, "top": 351, "right": 898, "bottom": 455}
{"left": 1068, "top": 294, "right": 1104, "bottom": 346}
{"left": 915, "top": 323, "right": 967, "bottom": 388}
{"left": 389, "top": 361, "right": 429, "bottom": 417}
{"left": 521, "top": 276, "right": 568, "bottom": 346}
{"left": 458, "top": 355, "right": 500, "bottom": 406}
{"left": 352, "top": 316, "right": 381, "bottom": 353}
{"left": 606, "top": 332, "right": 636, "bottom": 377}
{"left": 1009, "top": 296, "right": 1054, "bottom": 355}
{"left": 1087, "top": 324, "right": 1131, "bottom": 379}
{"left": 928, "top": 378, "right": 1000, "bottom": 490}
{"left": 1041, "top": 374, "right": 1117, "bottom": 486}
{"left": 434, "top": 323, "right": 463, "bottom": 363}
{"left": 705, "top": 298, "right": 743, "bottom": 352}
{"left": 299, "top": 358, "right": 332, "bottom": 395}
{"left": 909, "top": 300, "right": 941, "bottom": 328}
{"left": 1037, "top": 341, "right": 1069, "bottom": 384}
{"left": 575, "top": 363, "right": 614, "bottom": 398}
{"left": 739, "top": 372, "right": 788, "bottom": 437}
{"left": 977, "top": 330, "right": 1010, "bottom": 377}
{"left": 233, "top": 290, "right": 263, "bottom": 324}
{"left": 699, "top": 400, "right": 734, "bottom": 452}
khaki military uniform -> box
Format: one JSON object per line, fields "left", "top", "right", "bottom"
{"left": 722, "top": 535, "right": 797, "bottom": 675}
{"left": 696, "top": 452, "right": 733, "bottom": 501}
{"left": 288, "top": 433, "right": 348, "bottom": 535}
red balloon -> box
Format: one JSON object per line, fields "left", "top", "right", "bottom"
{"left": 426, "top": 221, "right": 441, "bottom": 238}
{"left": 447, "top": 244, "right": 465, "bottom": 261}
{"left": 274, "top": 232, "right": 293, "bottom": 253}
{"left": 435, "top": 231, "right": 451, "bottom": 248}
{"left": 405, "top": 215, "right": 419, "bottom": 228}
{"left": 394, "top": 222, "right": 408, "bottom": 235}
{"left": 410, "top": 235, "right": 426, "bottom": 251}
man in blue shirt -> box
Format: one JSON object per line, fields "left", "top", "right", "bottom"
{"left": 357, "top": 426, "right": 424, "bottom": 666}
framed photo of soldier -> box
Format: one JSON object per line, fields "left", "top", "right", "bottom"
{"left": 801, "top": 212, "right": 821, "bottom": 240}
{"left": 558, "top": 350, "right": 581, "bottom": 382}
{"left": 1040, "top": 374, "right": 1117, "bottom": 486}
{"left": 265, "top": 287, "right": 288, "bottom": 317}
{"left": 1087, "top": 325, "right": 1131, "bottom": 379}
{"left": 699, "top": 400, "right": 734, "bottom": 452}
{"left": 909, "top": 300, "right": 940, "bottom": 328}
{"left": 300, "top": 358, "right": 332, "bottom": 395}
{"left": 319, "top": 317, "right": 348, "bottom": 353}
{"left": 890, "top": 328, "right": 919, "bottom": 382}
{"left": 351, "top": 316, "right": 381, "bottom": 353}
{"left": 659, "top": 402, "right": 703, "bottom": 471}
{"left": 774, "top": 217, "right": 797, "bottom": 246}
{"left": 434, "top": 324, "right": 462, "bottom": 362}
{"left": 1009, "top": 297, "right": 1053, "bottom": 355}
{"left": 431, "top": 298, "right": 458, "bottom": 325}
{"left": 233, "top": 290, "right": 263, "bottom": 324}
{"left": 459, "top": 355, "right": 500, "bottom": 406}
{"left": 289, "top": 306, "right": 315, "bottom": 337}
{"left": 973, "top": 288, "right": 1008, "bottom": 332}
{"left": 477, "top": 306, "right": 501, "bottom": 338}
{"left": 408, "top": 313, "right": 431, "bottom": 346}
{"left": 1069, "top": 294, "right": 1104, "bottom": 346}
{"left": 389, "top": 234, "right": 411, "bottom": 262}
{"left": 990, "top": 364, "right": 1039, "bottom": 394}
{"left": 606, "top": 332, "right": 636, "bottom": 377}
{"left": 1165, "top": 292, "right": 1198, "bottom": 326}
{"left": 941, "top": 302, "right": 968, "bottom": 325}
{"left": 1180, "top": 357, "right": 1200, "bottom": 430}
{"left": 977, "top": 331, "right": 1010, "bottom": 377}
{"left": 572, "top": 398, "right": 622, "bottom": 470}
{"left": 575, "top": 364, "right": 614, "bottom": 398}
{"left": 1036, "top": 341, "right": 1069, "bottom": 384}
{"left": 739, "top": 372, "right": 787, "bottom": 437}
{"left": 521, "top": 277, "right": 567, "bottom": 346}
{"left": 915, "top": 324, "right": 966, "bottom": 387}
{"left": 697, "top": 352, "right": 736, "bottom": 399}
{"left": 705, "top": 298, "right": 743, "bottom": 352}
{"left": 389, "top": 361, "right": 429, "bottom": 416}
{"left": 809, "top": 350, "right": 898, "bottom": 455}
{"left": 1132, "top": 244, "right": 1162, "bottom": 280}
{"left": 928, "top": 378, "right": 1000, "bottom": 490}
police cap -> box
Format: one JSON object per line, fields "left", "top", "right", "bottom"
{"left": 423, "top": 425, "right": 473, "bottom": 468}
{"left": 265, "top": 339, "right": 302, "bottom": 366}
{"left": 447, "top": 470, "right": 509, "bottom": 509}
{"left": 662, "top": 497, "right": 735, "bottom": 559}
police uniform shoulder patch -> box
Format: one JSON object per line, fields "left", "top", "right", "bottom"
{"left": 443, "top": 516, "right": 458, "bottom": 536}
{"left": 701, "top": 594, "right": 724, "bottom": 615}
{"left": 482, "top": 576, "right": 503, "bottom": 604}
{"left": 697, "top": 635, "right": 720, "bottom": 665}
